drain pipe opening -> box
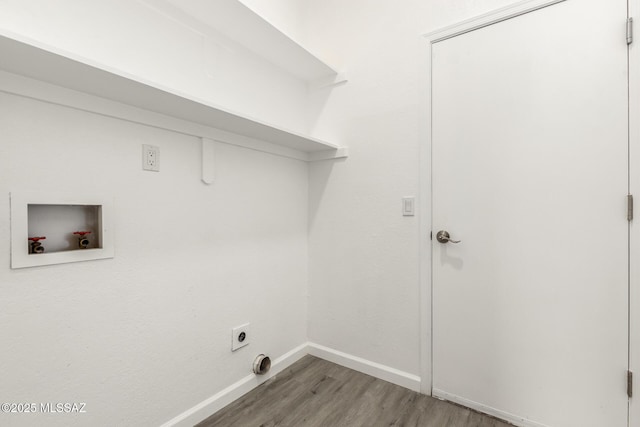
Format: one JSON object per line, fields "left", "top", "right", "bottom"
{"left": 253, "top": 354, "right": 271, "bottom": 375}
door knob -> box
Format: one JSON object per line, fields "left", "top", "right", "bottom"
{"left": 436, "top": 230, "right": 460, "bottom": 244}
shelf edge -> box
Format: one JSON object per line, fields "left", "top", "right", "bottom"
{"left": 0, "top": 30, "right": 346, "bottom": 158}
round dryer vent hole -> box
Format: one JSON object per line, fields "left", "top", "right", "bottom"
{"left": 253, "top": 354, "right": 271, "bottom": 375}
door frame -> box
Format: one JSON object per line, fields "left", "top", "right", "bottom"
{"left": 419, "top": 0, "right": 633, "bottom": 424}
{"left": 629, "top": 0, "right": 639, "bottom": 425}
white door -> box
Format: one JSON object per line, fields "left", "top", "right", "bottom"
{"left": 431, "top": 1, "right": 629, "bottom": 426}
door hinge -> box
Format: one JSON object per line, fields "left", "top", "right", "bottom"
{"left": 628, "top": 194, "right": 634, "bottom": 221}
{"left": 628, "top": 370, "right": 633, "bottom": 398}
{"left": 628, "top": 17, "right": 634, "bottom": 45}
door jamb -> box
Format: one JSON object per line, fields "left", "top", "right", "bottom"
{"left": 628, "top": 1, "right": 639, "bottom": 425}
{"left": 418, "top": 0, "right": 568, "bottom": 396}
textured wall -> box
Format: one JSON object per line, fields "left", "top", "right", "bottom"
{"left": 0, "top": 1, "right": 314, "bottom": 424}
{"left": 305, "top": 0, "right": 520, "bottom": 379}
{"left": 240, "top": 0, "right": 305, "bottom": 43}
{"left": 0, "top": 0, "right": 538, "bottom": 425}
{"left": 0, "top": 92, "right": 308, "bottom": 426}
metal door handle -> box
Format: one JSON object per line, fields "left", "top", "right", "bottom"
{"left": 436, "top": 230, "right": 460, "bottom": 244}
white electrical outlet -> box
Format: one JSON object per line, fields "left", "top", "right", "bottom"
{"left": 142, "top": 144, "right": 160, "bottom": 172}
{"left": 232, "top": 323, "right": 250, "bottom": 351}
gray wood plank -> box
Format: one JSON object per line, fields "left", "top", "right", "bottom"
{"left": 196, "top": 355, "right": 514, "bottom": 427}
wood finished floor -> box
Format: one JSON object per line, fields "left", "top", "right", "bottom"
{"left": 196, "top": 355, "right": 512, "bottom": 427}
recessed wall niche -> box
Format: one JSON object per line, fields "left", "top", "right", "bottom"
{"left": 10, "top": 192, "right": 114, "bottom": 269}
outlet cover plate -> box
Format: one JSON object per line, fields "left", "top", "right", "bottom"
{"left": 232, "top": 323, "right": 250, "bottom": 351}
{"left": 142, "top": 144, "right": 160, "bottom": 172}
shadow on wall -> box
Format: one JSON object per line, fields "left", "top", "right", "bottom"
{"left": 306, "top": 78, "right": 348, "bottom": 134}
{"left": 308, "top": 157, "right": 347, "bottom": 228}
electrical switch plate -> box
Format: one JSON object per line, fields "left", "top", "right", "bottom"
{"left": 232, "top": 323, "right": 250, "bottom": 351}
{"left": 142, "top": 144, "right": 160, "bottom": 172}
{"left": 402, "top": 197, "right": 415, "bottom": 216}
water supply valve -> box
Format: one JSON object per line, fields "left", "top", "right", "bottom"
{"left": 73, "top": 231, "right": 91, "bottom": 249}
{"left": 28, "top": 236, "right": 46, "bottom": 254}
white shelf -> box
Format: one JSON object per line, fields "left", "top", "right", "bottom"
{"left": 0, "top": 31, "right": 346, "bottom": 156}
{"left": 145, "top": 0, "right": 340, "bottom": 82}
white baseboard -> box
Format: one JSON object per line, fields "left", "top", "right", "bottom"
{"left": 160, "top": 343, "right": 308, "bottom": 427}
{"left": 432, "top": 388, "right": 551, "bottom": 427}
{"left": 161, "top": 342, "right": 422, "bottom": 426}
{"left": 307, "top": 342, "right": 421, "bottom": 392}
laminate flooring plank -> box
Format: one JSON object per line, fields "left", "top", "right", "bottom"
{"left": 415, "top": 397, "right": 459, "bottom": 427}
{"left": 196, "top": 372, "right": 303, "bottom": 426}
{"left": 198, "top": 356, "right": 333, "bottom": 426}
{"left": 199, "top": 361, "right": 346, "bottom": 427}
{"left": 391, "top": 392, "right": 437, "bottom": 426}
{"left": 465, "top": 410, "right": 505, "bottom": 427}
{"left": 270, "top": 371, "right": 345, "bottom": 426}
{"left": 338, "top": 378, "right": 415, "bottom": 426}
{"left": 440, "top": 402, "right": 472, "bottom": 427}
{"left": 269, "top": 358, "right": 355, "bottom": 426}
{"left": 377, "top": 383, "right": 428, "bottom": 426}
{"left": 297, "top": 368, "right": 378, "bottom": 427}
{"left": 197, "top": 355, "right": 513, "bottom": 427}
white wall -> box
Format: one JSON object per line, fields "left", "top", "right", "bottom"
{"left": 0, "top": 2, "right": 315, "bottom": 424}
{"left": 0, "top": 92, "right": 308, "bottom": 425}
{"left": 240, "top": 0, "right": 305, "bottom": 43}
{"left": 304, "top": 0, "right": 522, "bottom": 379}
{"left": 0, "top": 0, "right": 547, "bottom": 425}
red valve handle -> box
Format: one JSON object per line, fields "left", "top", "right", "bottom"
{"left": 28, "top": 237, "right": 46, "bottom": 242}
{"left": 73, "top": 231, "right": 92, "bottom": 236}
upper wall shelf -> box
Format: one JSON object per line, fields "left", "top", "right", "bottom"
{"left": 0, "top": 31, "right": 346, "bottom": 157}
{"left": 145, "top": 0, "right": 340, "bottom": 82}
